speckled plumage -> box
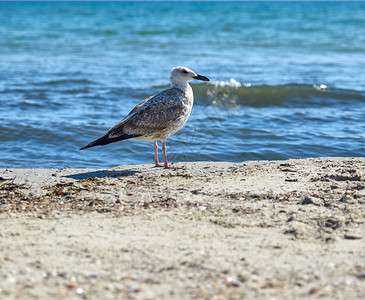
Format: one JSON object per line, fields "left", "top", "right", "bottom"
{"left": 80, "top": 66, "right": 209, "bottom": 169}
{"left": 108, "top": 85, "right": 193, "bottom": 141}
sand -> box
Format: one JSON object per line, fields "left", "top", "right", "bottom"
{"left": 0, "top": 157, "right": 364, "bottom": 299}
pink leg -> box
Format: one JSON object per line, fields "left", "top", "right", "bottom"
{"left": 153, "top": 141, "right": 164, "bottom": 167}
{"left": 162, "top": 139, "right": 182, "bottom": 169}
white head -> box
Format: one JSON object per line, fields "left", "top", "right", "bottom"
{"left": 170, "top": 66, "right": 210, "bottom": 85}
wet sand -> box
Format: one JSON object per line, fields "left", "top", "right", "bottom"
{"left": 0, "top": 157, "right": 364, "bottom": 299}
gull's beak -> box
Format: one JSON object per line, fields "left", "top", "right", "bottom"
{"left": 193, "top": 74, "right": 210, "bottom": 82}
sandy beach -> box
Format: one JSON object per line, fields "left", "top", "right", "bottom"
{"left": 0, "top": 157, "right": 364, "bottom": 299}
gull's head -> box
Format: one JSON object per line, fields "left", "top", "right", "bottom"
{"left": 170, "top": 66, "right": 210, "bottom": 85}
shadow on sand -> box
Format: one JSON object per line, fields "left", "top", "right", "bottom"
{"left": 64, "top": 170, "right": 140, "bottom": 180}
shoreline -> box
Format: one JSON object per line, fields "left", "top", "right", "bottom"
{"left": 1, "top": 157, "right": 364, "bottom": 299}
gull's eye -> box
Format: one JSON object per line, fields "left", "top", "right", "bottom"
{"left": 182, "top": 70, "right": 188, "bottom": 74}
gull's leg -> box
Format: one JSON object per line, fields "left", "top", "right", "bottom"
{"left": 162, "top": 139, "right": 182, "bottom": 169}
{"left": 154, "top": 140, "right": 164, "bottom": 167}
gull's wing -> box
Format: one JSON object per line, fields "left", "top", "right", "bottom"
{"left": 107, "top": 87, "right": 186, "bottom": 138}
{"left": 80, "top": 87, "right": 187, "bottom": 150}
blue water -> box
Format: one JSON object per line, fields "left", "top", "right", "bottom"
{"left": 0, "top": 1, "right": 364, "bottom": 168}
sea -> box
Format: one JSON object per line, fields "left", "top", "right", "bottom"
{"left": 0, "top": 1, "right": 364, "bottom": 168}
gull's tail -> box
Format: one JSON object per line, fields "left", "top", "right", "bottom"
{"left": 79, "top": 133, "right": 139, "bottom": 150}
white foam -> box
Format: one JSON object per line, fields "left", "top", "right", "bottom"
{"left": 211, "top": 78, "right": 251, "bottom": 88}
{"left": 313, "top": 84, "right": 329, "bottom": 91}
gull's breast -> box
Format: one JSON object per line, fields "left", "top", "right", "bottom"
{"left": 133, "top": 87, "right": 194, "bottom": 141}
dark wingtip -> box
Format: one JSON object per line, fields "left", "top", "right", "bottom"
{"left": 79, "top": 141, "right": 97, "bottom": 151}
{"left": 79, "top": 144, "right": 90, "bottom": 150}
{"left": 79, "top": 133, "right": 139, "bottom": 151}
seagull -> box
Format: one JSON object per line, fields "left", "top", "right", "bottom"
{"left": 80, "top": 66, "right": 210, "bottom": 169}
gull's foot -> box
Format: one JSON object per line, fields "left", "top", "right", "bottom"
{"left": 164, "top": 164, "right": 183, "bottom": 169}
{"left": 154, "top": 162, "right": 184, "bottom": 169}
{"left": 154, "top": 163, "right": 165, "bottom": 168}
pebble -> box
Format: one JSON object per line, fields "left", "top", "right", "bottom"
{"left": 84, "top": 272, "right": 99, "bottom": 279}
{"left": 344, "top": 232, "right": 362, "bottom": 240}
{"left": 339, "top": 195, "right": 349, "bottom": 202}
{"left": 58, "top": 272, "right": 69, "bottom": 278}
{"left": 105, "top": 283, "right": 115, "bottom": 291}
{"left": 126, "top": 285, "right": 139, "bottom": 292}
{"left": 132, "top": 275, "right": 141, "bottom": 281}
{"left": 223, "top": 277, "right": 240, "bottom": 287}
{"left": 7, "top": 277, "right": 16, "bottom": 284}
{"left": 20, "top": 267, "right": 30, "bottom": 274}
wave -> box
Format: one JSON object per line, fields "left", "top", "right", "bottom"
{"left": 192, "top": 80, "right": 365, "bottom": 108}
